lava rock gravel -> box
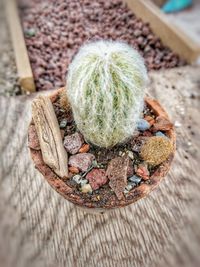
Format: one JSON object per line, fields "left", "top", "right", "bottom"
{"left": 19, "top": 0, "right": 186, "bottom": 91}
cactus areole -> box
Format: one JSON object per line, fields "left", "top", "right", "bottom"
{"left": 67, "top": 41, "right": 148, "bottom": 148}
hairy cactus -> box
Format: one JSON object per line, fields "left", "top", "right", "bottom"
{"left": 67, "top": 40, "right": 148, "bottom": 148}
{"left": 140, "top": 136, "right": 173, "bottom": 166}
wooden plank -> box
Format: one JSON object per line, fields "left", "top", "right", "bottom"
{"left": 0, "top": 66, "right": 200, "bottom": 267}
{"left": 5, "top": 0, "right": 36, "bottom": 93}
{"left": 124, "top": 0, "right": 200, "bottom": 63}
{"left": 31, "top": 95, "right": 68, "bottom": 178}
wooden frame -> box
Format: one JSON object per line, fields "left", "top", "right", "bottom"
{"left": 124, "top": 0, "right": 200, "bottom": 64}
{"left": 5, "top": 0, "right": 36, "bottom": 93}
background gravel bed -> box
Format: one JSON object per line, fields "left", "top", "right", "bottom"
{"left": 19, "top": 0, "right": 186, "bottom": 91}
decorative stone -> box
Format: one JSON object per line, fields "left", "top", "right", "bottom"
{"left": 128, "top": 175, "right": 142, "bottom": 185}
{"left": 64, "top": 132, "right": 84, "bottom": 154}
{"left": 127, "top": 150, "right": 134, "bottom": 160}
{"left": 73, "top": 174, "right": 82, "bottom": 184}
{"left": 136, "top": 163, "right": 150, "bottom": 180}
{"left": 69, "top": 153, "right": 95, "bottom": 172}
{"left": 140, "top": 136, "right": 173, "bottom": 166}
{"left": 79, "top": 143, "right": 90, "bottom": 153}
{"left": 137, "top": 119, "right": 150, "bottom": 131}
{"left": 81, "top": 184, "right": 93, "bottom": 193}
{"left": 155, "top": 131, "right": 167, "bottom": 138}
{"left": 152, "top": 116, "right": 173, "bottom": 132}
{"left": 59, "top": 118, "right": 67, "bottom": 129}
{"left": 86, "top": 169, "right": 108, "bottom": 190}
{"left": 80, "top": 179, "right": 88, "bottom": 186}
{"left": 69, "top": 166, "right": 79, "bottom": 174}
{"left": 106, "top": 156, "right": 129, "bottom": 200}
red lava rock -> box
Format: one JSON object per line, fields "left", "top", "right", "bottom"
{"left": 152, "top": 116, "right": 173, "bottom": 132}
{"left": 106, "top": 156, "right": 129, "bottom": 200}
{"left": 86, "top": 169, "right": 108, "bottom": 190}
{"left": 79, "top": 143, "right": 90, "bottom": 153}
{"left": 64, "top": 132, "right": 84, "bottom": 154}
{"left": 68, "top": 153, "right": 95, "bottom": 172}
{"left": 68, "top": 166, "right": 79, "bottom": 174}
{"left": 136, "top": 163, "right": 150, "bottom": 180}
{"left": 28, "top": 124, "right": 40, "bottom": 150}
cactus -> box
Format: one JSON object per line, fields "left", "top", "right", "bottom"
{"left": 140, "top": 136, "right": 173, "bottom": 166}
{"left": 67, "top": 40, "right": 148, "bottom": 148}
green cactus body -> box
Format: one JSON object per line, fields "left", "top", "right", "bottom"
{"left": 67, "top": 41, "right": 148, "bottom": 148}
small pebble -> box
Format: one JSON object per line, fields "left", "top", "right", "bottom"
{"left": 72, "top": 174, "right": 82, "bottom": 184}
{"left": 128, "top": 175, "right": 141, "bottom": 185}
{"left": 60, "top": 118, "right": 67, "bottom": 129}
{"left": 80, "top": 179, "right": 88, "bottom": 186}
{"left": 127, "top": 150, "right": 134, "bottom": 160}
{"left": 125, "top": 183, "right": 133, "bottom": 191}
{"left": 81, "top": 184, "right": 93, "bottom": 193}
{"left": 155, "top": 131, "right": 167, "bottom": 138}
{"left": 79, "top": 143, "right": 90, "bottom": 153}
{"left": 24, "top": 28, "right": 36, "bottom": 37}
{"left": 137, "top": 119, "right": 150, "bottom": 131}
{"left": 136, "top": 163, "right": 150, "bottom": 180}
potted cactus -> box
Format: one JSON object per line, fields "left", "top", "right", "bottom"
{"left": 28, "top": 41, "right": 175, "bottom": 213}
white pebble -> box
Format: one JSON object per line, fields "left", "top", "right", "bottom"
{"left": 73, "top": 175, "right": 82, "bottom": 184}
{"left": 81, "top": 184, "right": 92, "bottom": 193}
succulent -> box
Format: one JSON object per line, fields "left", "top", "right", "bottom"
{"left": 140, "top": 136, "right": 173, "bottom": 166}
{"left": 67, "top": 40, "right": 148, "bottom": 148}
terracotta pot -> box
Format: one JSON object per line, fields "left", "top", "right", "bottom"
{"left": 28, "top": 88, "right": 176, "bottom": 214}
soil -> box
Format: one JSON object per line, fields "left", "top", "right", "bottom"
{"left": 28, "top": 89, "right": 176, "bottom": 209}
{"left": 19, "top": 0, "right": 186, "bottom": 92}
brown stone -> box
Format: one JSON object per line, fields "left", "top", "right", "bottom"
{"left": 106, "top": 156, "right": 129, "bottom": 200}
{"left": 136, "top": 163, "right": 150, "bottom": 180}
{"left": 86, "top": 169, "right": 108, "bottom": 190}
{"left": 64, "top": 132, "right": 84, "bottom": 154}
{"left": 152, "top": 116, "right": 173, "bottom": 132}
{"left": 79, "top": 144, "right": 90, "bottom": 153}
{"left": 68, "top": 153, "right": 95, "bottom": 172}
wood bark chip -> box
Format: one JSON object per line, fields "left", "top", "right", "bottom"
{"left": 106, "top": 156, "right": 129, "bottom": 200}
{"left": 152, "top": 115, "right": 173, "bottom": 132}
{"left": 32, "top": 95, "right": 68, "bottom": 178}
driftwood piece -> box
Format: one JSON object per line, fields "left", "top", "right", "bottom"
{"left": 32, "top": 95, "right": 68, "bottom": 178}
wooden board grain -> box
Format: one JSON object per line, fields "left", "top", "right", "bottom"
{"left": 124, "top": 0, "right": 200, "bottom": 63}
{"left": 5, "top": 0, "right": 36, "bottom": 93}
{"left": 0, "top": 67, "right": 200, "bottom": 267}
